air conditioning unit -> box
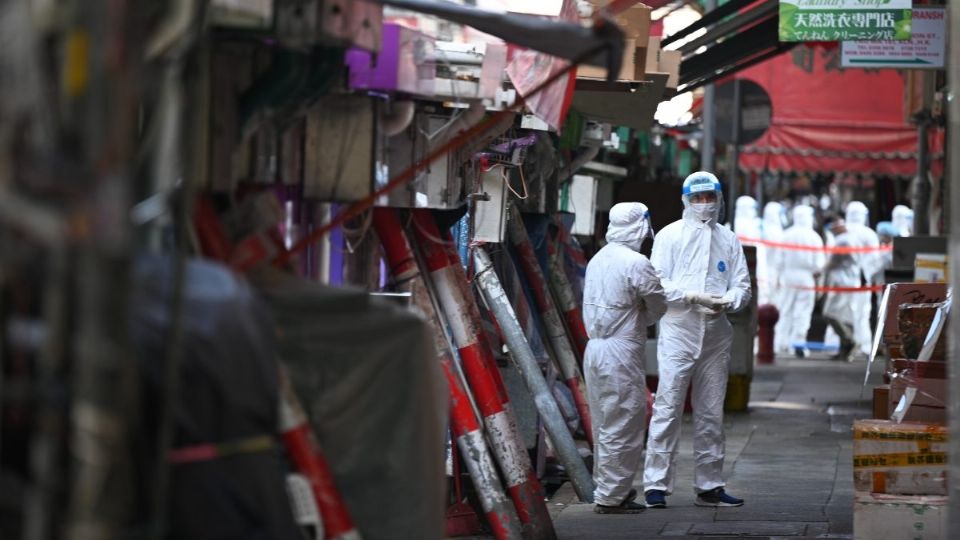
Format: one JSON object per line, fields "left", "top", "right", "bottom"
{"left": 275, "top": 0, "right": 382, "bottom": 52}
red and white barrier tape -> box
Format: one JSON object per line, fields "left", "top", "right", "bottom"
{"left": 738, "top": 236, "right": 891, "bottom": 254}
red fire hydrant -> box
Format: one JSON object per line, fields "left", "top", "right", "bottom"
{"left": 757, "top": 304, "right": 780, "bottom": 364}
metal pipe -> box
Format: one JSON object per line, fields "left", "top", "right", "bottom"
{"left": 408, "top": 210, "right": 556, "bottom": 539}
{"left": 911, "top": 113, "right": 931, "bottom": 235}
{"left": 373, "top": 209, "right": 524, "bottom": 539}
{"left": 473, "top": 247, "right": 595, "bottom": 503}
{"left": 701, "top": 0, "right": 718, "bottom": 172}
{"left": 946, "top": 0, "right": 960, "bottom": 534}
{"left": 507, "top": 206, "right": 593, "bottom": 447}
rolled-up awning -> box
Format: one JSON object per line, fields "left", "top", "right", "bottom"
{"left": 737, "top": 49, "right": 940, "bottom": 178}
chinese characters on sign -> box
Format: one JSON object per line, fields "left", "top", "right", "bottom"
{"left": 779, "top": 0, "right": 913, "bottom": 42}
{"left": 841, "top": 7, "right": 945, "bottom": 68}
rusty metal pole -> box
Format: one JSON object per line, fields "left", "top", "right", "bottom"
{"left": 545, "top": 231, "right": 588, "bottom": 361}
{"left": 507, "top": 206, "right": 593, "bottom": 447}
{"left": 473, "top": 246, "right": 595, "bottom": 502}
{"left": 372, "top": 208, "right": 525, "bottom": 540}
{"left": 278, "top": 374, "right": 363, "bottom": 540}
{"left": 408, "top": 209, "right": 556, "bottom": 540}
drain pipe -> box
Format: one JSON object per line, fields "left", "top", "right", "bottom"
{"left": 946, "top": 0, "right": 960, "bottom": 534}
{"left": 473, "top": 247, "right": 595, "bottom": 503}
{"left": 380, "top": 100, "right": 415, "bottom": 137}
{"left": 556, "top": 145, "right": 600, "bottom": 183}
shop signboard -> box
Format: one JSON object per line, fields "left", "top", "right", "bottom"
{"left": 778, "top": 0, "right": 913, "bottom": 42}
{"left": 841, "top": 7, "right": 946, "bottom": 68}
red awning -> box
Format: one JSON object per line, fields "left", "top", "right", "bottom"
{"left": 737, "top": 48, "right": 935, "bottom": 178}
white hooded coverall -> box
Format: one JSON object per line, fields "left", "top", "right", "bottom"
{"left": 643, "top": 172, "right": 752, "bottom": 495}
{"left": 892, "top": 205, "right": 913, "bottom": 237}
{"left": 822, "top": 231, "right": 860, "bottom": 343}
{"left": 773, "top": 206, "right": 824, "bottom": 352}
{"left": 582, "top": 202, "right": 667, "bottom": 506}
{"left": 844, "top": 202, "right": 879, "bottom": 355}
{"left": 733, "top": 196, "right": 761, "bottom": 241}
{"left": 758, "top": 202, "right": 785, "bottom": 306}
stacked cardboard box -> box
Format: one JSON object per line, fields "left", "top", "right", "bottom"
{"left": 578, "top": 2, "right": 651, "bottom": 81}
{"left": 853, "top": 420, "right": 948, "bottom": 539}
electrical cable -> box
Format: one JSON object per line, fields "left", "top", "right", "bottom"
{"left": 273, "top": 11, "right": 627, "bottom": 267}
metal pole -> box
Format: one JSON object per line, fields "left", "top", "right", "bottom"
{"left": 372, "top": 208, "right": 525, "bottom": 540}
{"left": 946, "top": 0, "right": 960, "bottom": 534}
{"left": 507, "top": 207, "right": 593, "bottom": 447}
{"left": 728, "top": 78, "right": 741, "bottom": 224}
{"left": 911, "top": 113, "right": 931, "bottom": 235}
{"left": 409, "top": 210, "right": 557, "bottom": 538}
{"left": 701, "top": 0, "right": 717, "bottom": 172}
{"left": 473, "top": 247, "right": 596, "bottom": 503}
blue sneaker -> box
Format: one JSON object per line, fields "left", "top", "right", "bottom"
{"left": 695, "top": 487, "right": 744, "bottom": 507}
{"left": 644, "top": 490, "right": 667, "bottom": 508}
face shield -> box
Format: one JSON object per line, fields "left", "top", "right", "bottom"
{"left": 681, "top": 171, "right": 724, "bottom": 223}
{"left": 606, "top": 202, "right": 654, "bottom": 251}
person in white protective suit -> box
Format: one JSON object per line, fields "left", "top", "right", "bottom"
{"left": 821, "top": 219, "right": 860, "bottom": 360}
{"left": 773, "top": 205, "right": 824, "bottom": 357}
{"left": 844, "top": 202, "right": 880, "bottom": 356}
{"left": 891, "top": 204, "right": 914, "bottom": 237}
{"left": 643, "top": 172, "right": 751, "bottom": 509}
{"left": 758, "top": 202, "right": 786, "bottom": 306}
{"left": 733, "top": 196, "right": 761, "bottom": 240}
{"left": 582, "top": 202, "right": 668, "bottom": 514}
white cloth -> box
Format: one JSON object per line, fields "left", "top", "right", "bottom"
{"left": 643, "top": 177, "right": 751, "bottom": 496}
{"left": 583, "top": 202, "right": 667, "bottom": 506}
{"left": 822, "top": 232, "right": 859, "bottom": 327}
{"left": 844, "top": 202, "right": 880, "bottom": 355}
{"left": 892, "top": 205, "right": 913, "bottom": 237}
{"left": 758, "top": 202, "right": 785, "bottom": 306}
{"left": 773, "top": 206, "right": 824, "bottom": 352}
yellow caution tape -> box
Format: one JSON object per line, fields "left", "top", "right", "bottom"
{"left": 854, "top": 430, "right": 947, "bottom": 443}
{"left": 853, "top": 452, "right": 947, "bottom": 469}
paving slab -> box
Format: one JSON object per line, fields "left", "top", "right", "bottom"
{"left": 548, "top": 355, "right": 883, "bottom": 540}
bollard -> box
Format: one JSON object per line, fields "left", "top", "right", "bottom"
{"left": 376, "top": 209, "right": 554, "bottom": 539}
{"left": 409, "top": 210, "right": 556, "bottom": 540}
{"left": 278, "top": 374, "right": 363, "bottom": 540}
{"left": 473, "top": 246, "right": 595, "bottom": 502}
{"left": 506, "top": 206, "right": 593, "bottom": 446}
{"left": 545, "top": 232, "right": 589, "bottom": 362}
{"left": 757, "top": 304, "right": 780, "bottom": 364}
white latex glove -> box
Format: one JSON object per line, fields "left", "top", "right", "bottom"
{"left": 683, "top": 292, "right": 731, "bottom": 311}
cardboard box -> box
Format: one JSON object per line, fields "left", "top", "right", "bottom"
{"left": 879, "top": 283, "right": 948, "bottom": 353}
{"left": 645, "top": 37, "right": 681, "bottom": 89}
{"left": 888, "top": 361, "right": 947, "bottom": 424}
{"left": 853, "top": 419, "right": 947, "bottom": 496}
{"left": 854, "top": 491, "right": 946, "bottom": 540}
{"left": 898, "top": 302, "right": 947, "bottom": 360}
{"left": 580, "top": 2, "right": 651, "bottom": 81}
{"left": 914, "top": 252, "right": 947, "bottom": 283}
{"left": 588, "top": 1, "right": 652, "bottom": 38}
{"left": 577, "top": 38, "right": 646, "bottom": 81}
{"left": 872, "top": 384, "right": 889, "bottom": 419}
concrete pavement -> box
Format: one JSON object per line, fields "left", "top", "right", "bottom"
{"left": 548, "top": 354, "right": 883, "bottom": 540}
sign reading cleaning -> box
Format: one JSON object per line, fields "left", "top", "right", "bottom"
{"left": 779, "top": 0, "right": 913, "bottom": 42}
{"left": 841, "top": 7, "right": 945, "bottom": 68}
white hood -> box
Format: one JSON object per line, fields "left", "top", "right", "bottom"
{"left": 606, "top": 202, "right": 653, "bottom": 252}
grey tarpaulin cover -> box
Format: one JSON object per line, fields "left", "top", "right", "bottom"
{"left": 251, "top": 267, "right": 448, "bottom": 540}
{"left": 130, "top": 255, "right": 300, "bottom": 539}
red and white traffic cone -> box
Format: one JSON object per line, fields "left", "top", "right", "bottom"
{"left": 409, "top": 209, "right": 556, "bottom": 540}
{"left": 545, "top": 230, "right": 589, "bottom": 361}
{"left": 278, "top": 374, "right": 363, "bottom": 540}
{"left": 373, "top": 208, "right": 525, "bottom": 540}
{"left": 507, "top": 206, "right": 593, "bottom": 447}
